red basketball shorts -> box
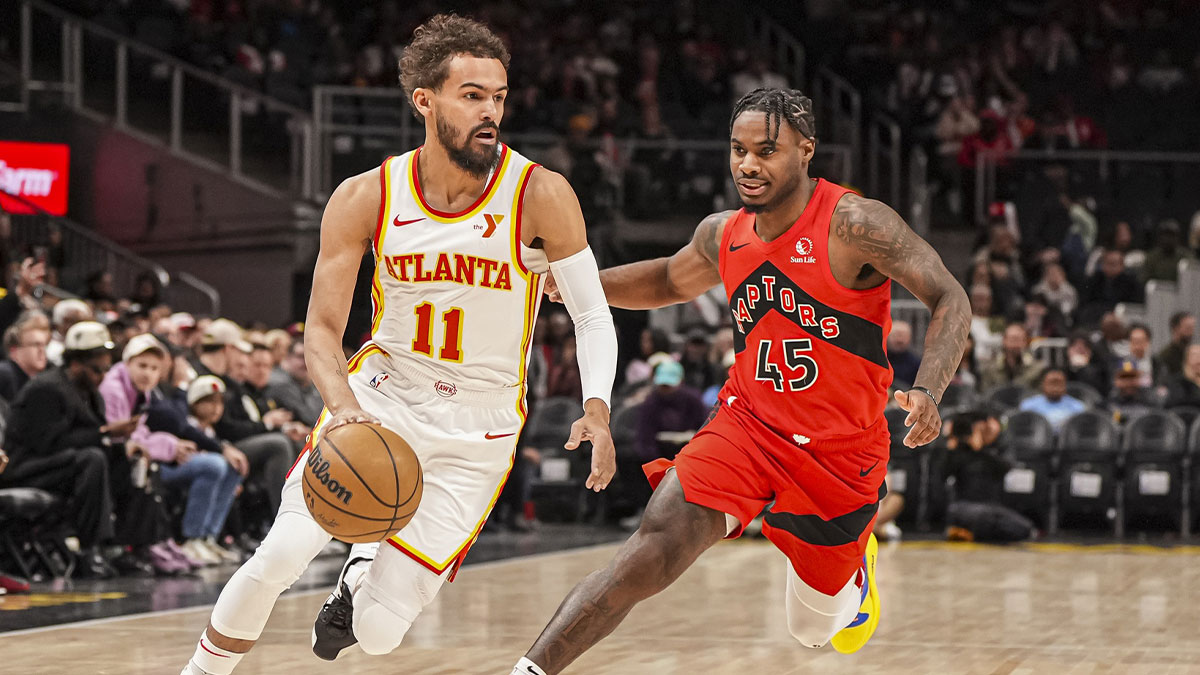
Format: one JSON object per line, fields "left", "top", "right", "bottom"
{"left": 644, "top": 398, "right": 889, "bottom": 596}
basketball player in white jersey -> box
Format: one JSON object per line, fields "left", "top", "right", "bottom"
{"left": 181, "top": 14, "right": 618, "bottom": 674}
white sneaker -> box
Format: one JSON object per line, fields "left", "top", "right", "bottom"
{"left": 181, "top": 538, "right": 221, "bottom": 566}
{"left": 877, "top": 521, "right": 903, "bottom": 542}
{"left": 203, "top": 538, "right": 243, "bottom": 564}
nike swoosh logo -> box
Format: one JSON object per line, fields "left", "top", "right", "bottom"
{"left": 393, "top": 216, "right": 424, "bottom": 227}
{"left": 859, "top": 462, "right": 879, "bottom": 478}
{"left": 729, "top": 242, "right": 750, "bottom": 252}
{"left": 485, "top": 432, "right": 516, "bottom": 440}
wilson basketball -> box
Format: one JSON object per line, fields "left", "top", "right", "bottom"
{"left": 301, "top": 422, "right": 423, "bottom": 543}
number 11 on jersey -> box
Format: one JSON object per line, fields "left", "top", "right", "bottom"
{"left": 412, "top": 302, "right": 464, "bottom": 362}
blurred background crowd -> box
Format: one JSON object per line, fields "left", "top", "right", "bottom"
{"left": 2, "top": 0, "right": 1200, "bottom": 588}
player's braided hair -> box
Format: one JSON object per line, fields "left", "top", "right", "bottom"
{"left": 730, "top": 88, "right": 816, "bottom": 142}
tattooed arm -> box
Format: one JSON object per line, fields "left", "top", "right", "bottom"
{"left": 546, "top": 210, "right": 734, "bottom": 309}
{"left": 304, "top": 169, "right": 383, "bottom": 433}
{"left": 832, "top": 194, "right": 971, "bottom": 447}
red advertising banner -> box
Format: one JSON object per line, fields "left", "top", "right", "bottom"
{"left": 0, "top": 141, "right": 70, "bottom": 216}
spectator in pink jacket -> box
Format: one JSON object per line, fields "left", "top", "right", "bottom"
{"left": 100, "top": 334, "right": 241, "bottom": 568}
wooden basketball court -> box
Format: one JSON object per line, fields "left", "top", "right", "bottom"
{"left": 3, "top": 539, "right": 1200, "bottom": 674}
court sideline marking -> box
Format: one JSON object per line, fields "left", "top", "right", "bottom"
{"left": 0, "top": 541, "right": 620, "bottom": 638}
{"left": 4, "top": 538, "right": 1196, "bottom": 637}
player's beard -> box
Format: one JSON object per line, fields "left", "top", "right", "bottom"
{"left": 741, "top": 157, "right": 806, "bottom": 214}
{"left": 436, "top": 115, "right": 501, "bottom": 179}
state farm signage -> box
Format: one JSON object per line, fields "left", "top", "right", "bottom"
{"left": 0, "top": 141, "right": 70, "bottom": 216}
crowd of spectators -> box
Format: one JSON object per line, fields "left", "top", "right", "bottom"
{"left": 48, "top": 0, "right": 793, "bottom": 219}
{"left": 795, "top": 0, "right": 1200, "bottom": 240}
{"left": 0, "top": 253, "right": 324, "bottom": 581}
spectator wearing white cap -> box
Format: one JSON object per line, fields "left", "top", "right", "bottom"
{"left": 100, "top": 334, "right": 242, "bottom": 571}
{"left": 46, "top": 298, "right": 93, "bottom": 367}
{"left": 1, "top": 321, "right": 120, "bottom": 578}
{"left": 166, "top": 312, "right": 200, "bottom": 351}
{"left": 191, "top": 318, "right": 295, "bottom": 520}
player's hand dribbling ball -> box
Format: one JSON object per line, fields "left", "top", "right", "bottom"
{"left": 301, "top": 422, "right": 423, "bottom": 543}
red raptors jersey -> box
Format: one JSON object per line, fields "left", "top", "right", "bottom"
{"left": 718, "top": 178, "right": 893, "bottom": 445}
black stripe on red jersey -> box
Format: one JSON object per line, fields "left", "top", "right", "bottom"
{"left": 763, "top": 483, "right": 887, "bottom": 547}
{"left": 727, "top": 261, "right": 888, "bottom": 369}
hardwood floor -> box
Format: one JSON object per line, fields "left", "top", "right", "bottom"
{"left": 4, "top": 539, "right": 1200, "bottom": 674}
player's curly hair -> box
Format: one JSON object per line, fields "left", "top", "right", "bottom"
{"left": 730, "top": 88, "right": 817, "bottom": 143}
{"left": 399, "top": 13, "right": 511, "bottom": 119}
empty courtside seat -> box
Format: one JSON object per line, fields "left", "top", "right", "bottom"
{"left": 0, "top": 487, "right": 64, "bottom": 581}
{"left": 885, "top": 406, "right": 925, "bottom": 527}
{"left": 1056, "top": 410, "right": 1122, "bottom": 533}
{"left": 939, "top": 383, "right": 979, "bottom": 414}
{"left": 524, "top": 397, "right": 585, "bottom": 452}
{"left": 1066, "top": 382, "right": 1105, "bottom": 409}
{"left": 527, "top": 397, "right": 588, "bottom": 521}
{"left": 1121, "top": 411, "right": 1188, "bottom": 533}
{"left": 986, "top": 384, "right": 1033, "bottom": 412}
{"left": 1170, "top": 406, "right": 1200, "bottom": 430}
{"left": 1000, "top": 411, "right": 1057, "bottom": 530}
{"left": 609, "top": 403, "right": 640, "bottom": 454}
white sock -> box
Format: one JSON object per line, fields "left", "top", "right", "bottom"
{"left": 186, "top": 634, "right": 245, "bottom": 675}
{"left": 512, "top": 656, "right": 548, "bottom": 675}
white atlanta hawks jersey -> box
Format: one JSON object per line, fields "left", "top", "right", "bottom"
{"left": 368, "top": 144, "right": 548, "bottom": 399}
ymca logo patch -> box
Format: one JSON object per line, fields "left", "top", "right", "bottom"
{"left": 791, "top": 237, "right": 816, "bottom": 264}
{"left": 369, "top": 372, "right": 390, "bottom": 389}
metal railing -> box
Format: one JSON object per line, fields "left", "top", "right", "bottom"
{"left": 973, "top": 148, "right": 1200, "bottom": 226}
{"left": 746, "top": 11, "right": 806, "bottom": 93}
{"left": 6, "top": 0, "right": 315, "bottom": 200}
{"left": 868, "top": 113, "right": 902, "bottom": 207}
{"left": 908, "top": 146, "right": 931, "bottom": 238}
{"left": 812, "top": 66, "right": 863, "bottom": 154}
{"left": 312, "top": 86, "right": 857, "bottom": 217}
{"left": 891, "top": 298, "right": 930, "bottom": 347}
{"left": 1, "top": 188, "right": 219, "bottom": 316}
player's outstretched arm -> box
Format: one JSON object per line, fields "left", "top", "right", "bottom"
{"left": 547, "top": 210, "right": 734, "bottom": 309}
{"left": 524, "top": 168, "right": 618, "bottom": 490}
{"left": 831, "top": 194, "right": 971, "bottom": 447}
{"left": 304, "top": 169, "right": 383, "bottom": 434}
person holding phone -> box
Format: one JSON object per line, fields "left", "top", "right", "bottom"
{"left": 100, "top": 334, "right": 240, "bottom": 572}
{"left": 0, "top": 322, "right": 123, "bottom": 577}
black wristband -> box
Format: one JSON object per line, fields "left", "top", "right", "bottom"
{"left": 910, "top": 386, "right": 939, "bottom": 406}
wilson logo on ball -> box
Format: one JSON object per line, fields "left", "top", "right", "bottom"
{"left": 306, "top": 446, "right": 353, "bottom": 505}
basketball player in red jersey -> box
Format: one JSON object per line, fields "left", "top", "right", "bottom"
{"left": 511, "top": 88, "right": 970, "bottom": 675}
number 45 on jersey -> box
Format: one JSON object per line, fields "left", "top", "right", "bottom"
{"left": 755, "top": 338, "right": 818, "bottom": 392}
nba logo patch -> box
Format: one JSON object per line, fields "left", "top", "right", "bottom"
{"left": 369, "top": 372, "right": 390, "bottom": 389}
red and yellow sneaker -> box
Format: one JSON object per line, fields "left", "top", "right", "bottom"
{"left": 830, "top": 533, "right": 879, "bottom": 654}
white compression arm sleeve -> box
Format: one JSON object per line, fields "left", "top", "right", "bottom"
{"left": 550, "top": 246, "right": 617, "bottom": 409}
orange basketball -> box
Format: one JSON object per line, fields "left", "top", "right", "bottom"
{"left": 301, "top": 422, "right": 423, "bottom": 543}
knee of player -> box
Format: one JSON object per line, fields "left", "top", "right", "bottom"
{"left": 785, "top": 602, "right": 844, "bottom": 649}
{"left": 352, "top": 601, "right": 414, "bottom": 655}
{"left": 786, "top": 617, "right": 836, "bottom": 649}
{"left": 242, "top": 543, "right": 308, "bottom": 587}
